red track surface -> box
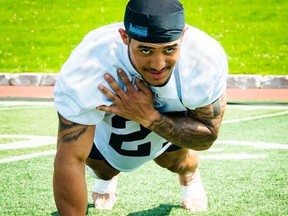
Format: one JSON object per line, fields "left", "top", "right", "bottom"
{"left": 0, "top": 86, "right": 287, "bottom": 102}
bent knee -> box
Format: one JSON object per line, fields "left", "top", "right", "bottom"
{"left": 168, "top": 157, "right": 199, "bottom": 174}
{"left": 155, "top": 149, "right": 199, "bottom": 174}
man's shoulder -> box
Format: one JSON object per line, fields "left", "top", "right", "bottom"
{"left": 180, "top": 25, "right": 227, "bottom": 70}
{"left": 85, "top": 22, "right": 124, "bottom": 39}
{"left": 182, "top": 25, "right": 226, "bottom": 56}
{"left": 60, "top": 22, "right": 126, "bottom": 74}
{"left": 184, "top": 25, "right": 218, "bottom": 43}
{"left": 74, "top": 22, "right": 124, "bottom": 53}
{"left": 177, "top": 25, "right": 228, "bottom": 109}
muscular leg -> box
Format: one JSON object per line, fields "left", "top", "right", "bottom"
{"left": 154, "top": 147, "right": 208, "bottom": 211}
{"left": 86, "top": 147, "right": 120, "bottom": 210}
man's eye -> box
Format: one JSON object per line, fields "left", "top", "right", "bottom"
{"left": 141, "top": 49, "right": 151, "bottom": 54}
{"left": 165, "top": 48, "right": 175, "bottom": 54}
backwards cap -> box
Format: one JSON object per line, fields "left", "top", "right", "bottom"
{"left": 124, "top": 0, "right": 185, "bottom": 43}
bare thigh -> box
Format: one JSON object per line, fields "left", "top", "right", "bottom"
{"left": 154, "top": 147, "right": 199, "bottom": 175}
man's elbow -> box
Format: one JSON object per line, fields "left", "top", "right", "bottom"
{"left": 194, "top": 131, "right": 219, "bottom": 151}
{"left": 207, "top": 125, "right": 221, "bottom": 146}
{"left": 206, "top": 133, "right": 218, "bottom": 150}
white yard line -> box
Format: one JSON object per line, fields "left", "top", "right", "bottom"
{"left": 0, "top": 150, "right": 56, "bottom": 163}
{"left": 223, "top": 110, "right": 288, "bottom": 124}
{"left": 200, "top": 139, "right": 287, "bottom": 160}
{"left": 1, "top": 139, "right": 286, "bottom": 163}
{"left": 0, "top": 101, "right": 54, "bottom": 106}
{"left": 0, "top": 106, "right": 54, "bottom": 111}
{"left": 215, "top": 140, "right": 288, "bottom": 150}
{"left": 0, "top": 103, "right": 287, "bottom": 163}
{"left": 0, "top": 135, "right": 56, "bottom": 150}
{"left": 201, "top": 153, "right": 268, "bottom": 160}
{"left": 230, "top": 104, "right": 288, "bottom": 110}
{"left": 0, "top": 101, "right": 54, "bottom": 111}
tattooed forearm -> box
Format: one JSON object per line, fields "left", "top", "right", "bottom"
{"left": 148, "top": 94, "right": 226, "bottom": 150}
{"left": 57, "top": 112, "right": 88, "bottom": 144}
{"left": 187, "top": 94, "right": 226, "bottom": 125}
{"left": 149, "top": 114, "right": 213, "bottom": 150}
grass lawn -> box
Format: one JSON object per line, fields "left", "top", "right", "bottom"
{"left": 0, "top": 101, "right": 287, "bottom": 215}
{"left": 0, "top": 0, "right": 287, "bottom": 75}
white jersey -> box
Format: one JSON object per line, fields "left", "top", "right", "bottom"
{"left": 54, "top": 22, "right": 228, "bottom": 172}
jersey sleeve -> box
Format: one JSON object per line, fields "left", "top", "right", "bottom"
{"left": 54, "top": 70, "right": 112, "bottom": 125}
{"left": 54, "top": 29, "right": 121, "bottom": 125}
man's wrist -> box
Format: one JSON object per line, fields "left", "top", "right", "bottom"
{"left": 142, "top": 110, "right": 162, "bottom": 129}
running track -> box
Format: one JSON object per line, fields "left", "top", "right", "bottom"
{"left": 0, "top": 86, "right": 287, "bottom": 102}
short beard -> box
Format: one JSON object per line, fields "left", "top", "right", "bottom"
{"left": 151, "top": 72, "right": 172, "bottom": 87}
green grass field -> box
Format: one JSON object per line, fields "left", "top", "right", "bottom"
{"left": 0, "top": 0, "right": 287, "bottom": 75}
{"left": 0, "top": 101, "right": 287, "bottom": 215}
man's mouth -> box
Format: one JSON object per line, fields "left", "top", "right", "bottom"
{"left": 148, "top": 68, "right": 168, "bottom": 79}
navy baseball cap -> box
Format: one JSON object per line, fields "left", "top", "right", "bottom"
{"left": 124, "top": 0, "right": 185, "bottom": 43}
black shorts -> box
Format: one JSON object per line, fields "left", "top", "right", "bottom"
{"left": 88, "top": 143, "right": 110, "bottom": 162}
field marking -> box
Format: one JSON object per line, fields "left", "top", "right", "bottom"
{"left": 0, "top": 106, "right": 54, "bottom": 111}
{"left": 0, "top": 135, "right": 56, "bottom": 150}
{"left": 0, "top": 101, "right": 54, "bottom": 111}
{"left": 0, "top": 103, "right": 287, "bottom": 163}
{"left": 215, "top": 140, "right": 288, "bottom": 150}
{"left": 0, "top": 101, "right": 54, "bottom": 106}
{"left": 0, "top": 150, "right": 56, "bottom": 163}
{"left": 201, "top": 153, "right": 268, "bottom": 160}
{"left": 222, "top": 110, "right": 288, "bottom": 124}
{"left": 200, "top": 140, "right": 288, "bottom": 160}
{"left": 230, "top": 104, "right": 288, "bottom": 110}
{"left": 0, "top": 137, "right": 287, "bottom": 163}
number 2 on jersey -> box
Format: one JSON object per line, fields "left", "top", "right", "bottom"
{"left": 109, "top": 115, "right": 152, "bottom": 157}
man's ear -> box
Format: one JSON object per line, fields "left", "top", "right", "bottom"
{"left": 119, "top": 28, "right": 129, "bottom": 45}
{"left": 182, "top": 25, "right": 188, "bottom": 37}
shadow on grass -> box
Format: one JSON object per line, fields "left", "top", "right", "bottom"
{"left": 51, "top": 203, "right": 181, "bottom": 215}
{"left": 127, "top": 204, "right": 181, "bottom": 216}
{"left": 51, "top": 203, "right": 94, "bottom": 215}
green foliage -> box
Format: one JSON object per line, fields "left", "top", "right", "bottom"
{"left": 0, "top": 0, "right": 287, "bottom": 74}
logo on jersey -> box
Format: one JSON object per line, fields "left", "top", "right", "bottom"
{"left": 128, "top": 23, "right": 148, "bottom": 37}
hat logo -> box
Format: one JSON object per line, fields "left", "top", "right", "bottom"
{"left": 128, "top": 23, "right": 148, "bottom": 37}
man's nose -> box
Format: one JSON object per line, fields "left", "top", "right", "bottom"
{"left": 150, "top": 54, "right": 166, "bottom": 71}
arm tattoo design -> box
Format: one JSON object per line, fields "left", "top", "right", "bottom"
{"left": 150, "top": 115, "right": 212, "bottom": 150}
{"left": 149, "top": 94, "right": 226, "bottom": 150}
{"left": 57, "top": 112, "right": 88, "bottom": 144}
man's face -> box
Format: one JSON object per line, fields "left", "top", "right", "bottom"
{"left": 128, "top": 38, "right": 182, "bottom": 87}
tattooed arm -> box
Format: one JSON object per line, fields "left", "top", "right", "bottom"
{"left": 97, "top": 70, "right": 226, "bottom": 151}
{"left": 148, "top": 93, "right": 226, "bottom": 150}
{"left": 53, "top": 113, "right": 95, "bottom": 216}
